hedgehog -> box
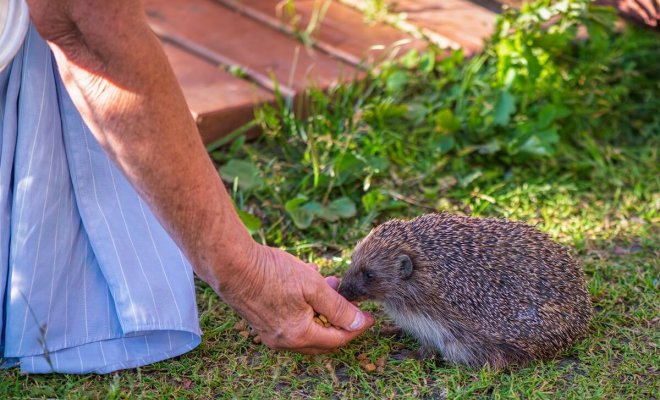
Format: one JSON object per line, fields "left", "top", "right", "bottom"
{"left": 337, "top": 213, "right": 592, "bottom": 369}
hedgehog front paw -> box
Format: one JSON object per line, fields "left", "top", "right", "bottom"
{"left": 377, "top": 322, "right": 404, "bottom": 339}
{"left": 414, "top": 345, "right": 438, "bottom": 360}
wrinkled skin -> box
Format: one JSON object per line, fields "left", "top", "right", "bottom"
{"left": 27, "top": 0, "right": 373, "bottom": 355}
{"left": 221, "top": 245, "right": 374, "bottom": 353}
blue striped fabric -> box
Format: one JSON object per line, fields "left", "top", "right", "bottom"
{"left": 0, "top": 26, "right": 201, "bottom": 374}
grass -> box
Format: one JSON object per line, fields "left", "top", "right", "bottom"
{"left": 1, "top": 138, "right": 657, "bottom": 399}
{"left": 2, "top": 0, "right": 659, "bottom": 398}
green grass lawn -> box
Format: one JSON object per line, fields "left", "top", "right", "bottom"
{"left": 1, "top": 139, "right": 657, "bottom": 399}
{"left": 1, "top": 0, "right": 658, "bottom": 398}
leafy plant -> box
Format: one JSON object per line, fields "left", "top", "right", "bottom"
{"left": 374, "top": 0, "right": 659, "bottom": 162}
{"left": 279, "top": 0, "right": 332, "bottom": 47}
{"left": 219, "top": 0, "right": 659, "bottom": 247}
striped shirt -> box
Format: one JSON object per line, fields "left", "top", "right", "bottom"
{"left": 0, "top": 25, "right": 201, "bottom": 374}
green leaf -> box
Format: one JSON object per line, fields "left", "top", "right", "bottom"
{"left": 219, "top": 159, "right": 263, "bottom": 190}
{"left": 229, "top": 135, "right": 246, "bottom": 154}
{"left": 361, "top": 190, "right": 387, "bottom": 213}
{"left": 301, "top": 201, "right": 324, "bottom": 215}
{"left": 406, "top": 102, "right": 428, "bottom": 125}
{"left": 361, "top": 190, "right": 404, "bottom": 213}
{"left": 431, "top": 136, "right": 455, "bottom": 155}
{"left": 285, "top": 197, "right": 322, "bottom": 229}
{"left": 365, "top": 102, "right": 408, "bottom": 124}
{"left": 400, "top": 49, "right": 420, "bottom": 69}
{"left": 237, "top": 210, "right": 262, "bottom": 235}
{"left": 320, "top": 197, "right": 357, "bottom": 222}
{"left": 538, "top": 104, "right": 571, "bottom": 128}
{"left": 585, "top": 20, "right": 609, "bottom": 51}
{"left": 364, "top": 155, "right": 389, "bottom": 173}
{"left": 520, "top": 129, "right": 560, "bottom": 156}
{"left": 435, "top": 109, "right": 461, "bottom": 134}
{"left": 333, "top": 153, "right": 366, "bottom": 185}
{"left": 419, "top": 52, "right": 436, "bottom": 74}
{"left": 522, "top": 46, "right": 541, "bottom": 81}
{"left": 286, "top": 196, "right": 356, "bottom": 226}
{"left": 386, "top": 70, "right": 408, "bottom": 94}
{"left": 477, "top": 140, "right": 501, "bottom": 155}
{"left": 493, "top": 90, "right": 516, "bottom": 126}
{"left": 328, "top": 197, "right": 357, "bottom": 219}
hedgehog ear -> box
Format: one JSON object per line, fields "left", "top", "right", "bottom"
{"left": 398, "top": 254, "right": 413, "bottom": 280}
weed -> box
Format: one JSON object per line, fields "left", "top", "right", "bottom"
{"left": 279, "top": 0, "right": 332, "bottom": 47}
{"left": 219, "top": 0, "right": 659, "bottom": 249}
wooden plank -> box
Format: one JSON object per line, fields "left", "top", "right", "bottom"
{"left": 217, "top": 0, "right": 428, "bottom": 66}
{"left": 597, "top": 0, "right": 658, "bottom": 29}
{"left": 161, "top": 42, "right": 273, "bottom": 144}
{"left": 389, "top": 0, "right": 498, "bottom": 55}
{"left": 484, "top": 0, "right": 659, "bottom": 29}
{"left": 144, "top": 0, "right": 356, "bottom": 98}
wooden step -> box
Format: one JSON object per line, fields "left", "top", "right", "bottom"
{"left": 217, "top": 0, "right": 428, "bottom": 65}
{"left": 161, "top": 42, "right": 273, "bottom": 144}
{"left": 145, "top": 0, "right": 656, "bottom": 145}
{"left": 369, "top": 0, "right": 499, "bottom": 55}
{"left": 145, "top": 0, "right": 356, "bottom": 98}
{"left": 144, "top": 0, "right": 507, "bottom": 144}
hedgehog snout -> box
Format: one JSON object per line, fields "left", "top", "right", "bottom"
{"left": 337, "top": 275, "right": 368, "bottom": 302}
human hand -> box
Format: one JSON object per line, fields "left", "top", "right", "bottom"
{"left": 216, "top": 244, "right": 374, "bottom": 354}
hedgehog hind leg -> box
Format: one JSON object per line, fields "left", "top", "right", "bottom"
{"left": 437, "top": 340, "right": 486, "bottom": 367}
{"left": 480, "top": 342, "right": 535, "bottom": 369}
{"left": 443, "top": 341, "right": 535, "bottom": 369}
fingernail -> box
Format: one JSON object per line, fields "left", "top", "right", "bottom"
{"left": 349, "top": 311, "right": 365, "bottom": 331}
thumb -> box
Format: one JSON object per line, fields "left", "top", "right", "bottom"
{"left": 324, "top": 276, "right": 340, "bottom": 290}
{"left": 305, "top": 277, "right": 373, "bottom": 332}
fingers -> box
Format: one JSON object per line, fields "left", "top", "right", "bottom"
{"left": 258, "top": 316, "right": 363, "bottom": 354}
{"left": 324, "top": 276, "right": 339, "bottom": 290}
{"left": 304, "top": 277, "right": 374, "bottom": 333}
{"left": 291, "top": 318, "right": 365, "bottom": 353}
{"left": 306, "top": 266, "right": 338, "bottom": 290}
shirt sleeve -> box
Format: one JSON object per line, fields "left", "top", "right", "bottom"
{"left": 0, "top": 0, "right": 29, "bottom": 72}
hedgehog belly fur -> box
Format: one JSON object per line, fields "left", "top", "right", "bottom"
{"left": 385, "top": 305, "right": 477, "bottom": 366}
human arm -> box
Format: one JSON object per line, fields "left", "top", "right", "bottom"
{"left": 25, "top": 0, "right": 372, "bottom": 353}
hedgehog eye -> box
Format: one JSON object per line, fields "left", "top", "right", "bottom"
{"left": 363, "top": 271, "right": 374, "bottom": 280}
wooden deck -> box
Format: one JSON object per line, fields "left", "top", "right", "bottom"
{"left": 144, "top": 0, "right": 658, "bottom": 144}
